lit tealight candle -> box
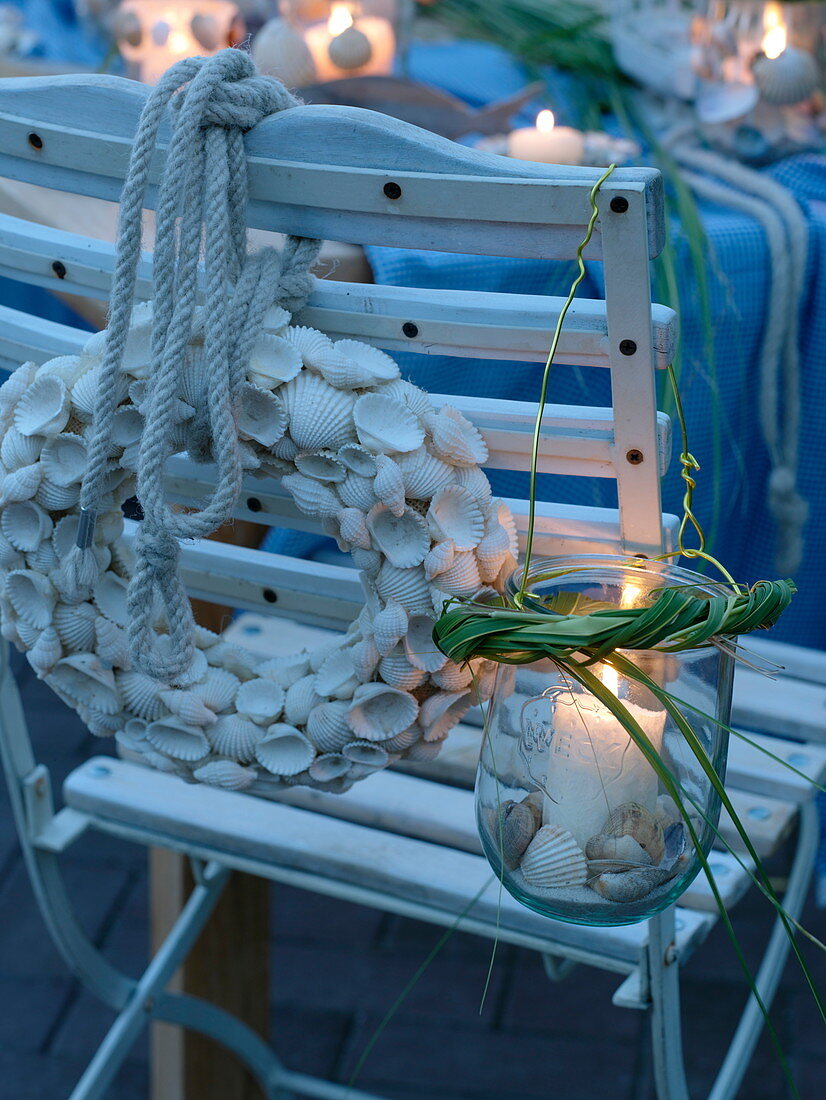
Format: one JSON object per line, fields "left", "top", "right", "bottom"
{"left": 117, "top": 0, "right": 240, "bottom": 85}
{"left": 507, "top": 109, "right": 585, "bottom": 165}
{"left": 304, "top": 2, "right": 395, "bottom": 82}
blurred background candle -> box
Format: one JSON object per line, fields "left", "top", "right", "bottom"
{"left": 116, "top": 0, "right": 242, "bottom": 84}
{"left": 507, "top": 109, "right": 585, "bottom": 165}
{"left": 303, "top": 2, "right": 395, "bottom": 81}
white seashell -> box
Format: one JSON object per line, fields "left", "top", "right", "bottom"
{"left": 193, "top": 760, "right": 258, "bottom": 791}
{"left": 281, "top": 374, "right": 356, "bottom": 451}
{"left": 202, "top": 640, "right": 254, "bottom": 679}
{"left": 282, "top": 472, "right": 340, "bottom": 519}
{"left": 405, "top": 740, "right": 443, "bottom": 763}
{"left": 351, "top": 547, "right": 382, "bottom": 576}
{"left": 236, "top": 383, "right": 287, "bottom": 447}
{"left": 257, "top": 651, "right": 311, "bottom": 689}
{"left": 427, "top": 486, "right": 485, "bottom": 551}
{"left": 378, "top": 644, "right": 427, "bottom": 690}
{"left": 383, "top": 724, "right": 422, "bottom": 752}
{"left": 475, "top": 523, "right": 512, "bottom": 583}
{"left": 159, "top": 688, "right": 217, "bottom": 727}
{"left": 431, "top": 550, "right": 482, "bottom": 596}
{"left": 117, "top": 670, "right": 166, "bottom": 720}
{"left": 366, "top": 503, "right": 429, "bottom": 569}
{"left": 306, "top": 699, "right": 352, "bottom": 752}
{"left": 50, "top": 654, "right": 120, "bottom": 714}
{"left": 110, "top": 406, "right": 144, "bottom": 448}
{"left": 191, "top": 667, "right": 240, "bottom": 711}
{"left": 420, "top": 689, "right": 472, "bottom": 741}
{"left": 35, "top": 478, "right": 80, "bottom": 511}
{"left": 315, "top": 647, "right": 359, "bottom": 699}
{"left": 209, "top": 714, "right": 262, "bottom": 763}
{"left": 424, "top": 407, "right": 487, "bottom": 467}
{"left": 395, "top": 447, "right": 455, "bottom": 500}
{"left": 5, "top": 569, "right": 55, "bottom": 628}
{"left": 0, "top": 362, "right": 39, "bottom": 419}
{"left": 284, "top": 674, "right": 324, "bottom": 726}
{"left": 350, "top": 635, "right": 380, "bottom": 681}
{"left": 26, "top": 626, "right": 62, "bottom": 677}
{"left": 295, "top": 450, "right": 347, "bottom": 483}
{"left": 273, "top": 434, "right": 300, "bottom": 462}
{"left": 752, "top": 45, "right": 819, "bottom": 106}
{"left": 283, "top": 326, "right": 336, "bottom": 371}
{"left": 424, "top": 539, "right": 455, "bottom": 581}
{"left": 251, "top": 18, "right": 318, "bottom": 87}
{"left": 348, "top": 682, "right": 418, "bottom": 741}
{"left": 520, "top": 825, "right": 588, "bottom": 888}
{"left": 372, "top": 454, "right": 406, "bottom": 517}
{"left": 70, "top": 369, "right": 125, "bottom": 424}
{"left": 94, "top": 616, "right": 131, "bottom": 669}
{"left": 342, "top": 740, "right": 389, "bottom": 767}
{"left": 331, "top": 340, "right": 400, "bottom": 386}
{"left": 310, "top": 347, "right": 371, "bottom": 390}
{"left": 454, "top": 465, "right": 492, "bottom": 502}
{"left": 51, "top": 514, "right": 81, "bottom": 560}
{"left": 235, "top": 678, "right": 286, "bottom": 723}
{"left": 431, "top": 661, "right": 473, "bottom": 691}
{"left": 306, "top": 752, "right": 348, "bottom": 782}
{"left": 256, "top": 723, "right": 315, "bottom": 775}
{"left": 166, "top": 646, "right": 209, "bottom": 689}
{"left": 354, "top": 394, "right": 424, "bottom": 455}
{"left": 94, "top": 572, "right": 129, "bottom": 628}
{"left": 337, "top": 443, "right": 377, "bottom": 477}
{"left": 327, "top": 24, "right": 373, "bottom": 70}
{"left": 146, "top": 716, "right": 210, "bottom": 762}
{"left": 371, "top": 599, "right": 408, "bottom": 657}
{"left": 26, "top": 538, "right": 59, "bottom": 574}
{"left": 338, "top": 471, "right": 376, "bottom": 511}
{"left": 53, "top": 601, "right": 97, "bottom": 649}
{"left": 0, "top": 463, "right": 42, "bottom": 506}
{"left": 403, "top": 612, "right": 448, "bottom": 673}
{"left": 14, "top": 374, "right": 71, "bottom": 438}
{"left": 337, "top": 507, "right": 372, "bottom": 551}
{"left": 14, "top": 619, "right": 41, "bottom": 647}
{"left": 40, "top": 433, "right": 88, "bottom": 487}
{"left": 1, "top": 428, "right": 42, "bottom": 470}
{"left": 488, "top": 499, "right": 519, "bottom": 557}
{"left": 128, "top": 378, "right": 147, "bottom": 407}
{"left": 0, "top": 532, "right": 24, "bottom": 569}
{"left": 377, "top": 379, "right": 433, "bottom": 418}
{"left": 374, "top": 562, "right": 432, "bottom": 613}
{"left": 1, "top": 499, "right": 52, "bottom": 552}
{"left": 247, "top": 332, "right": 303, "bottom": 389}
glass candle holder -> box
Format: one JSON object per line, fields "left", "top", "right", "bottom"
{"left": 475, "top": 556, "right": 735, "bottom": 927}
{"left": 117, "top": 0, "right": 243, "bottom": 84}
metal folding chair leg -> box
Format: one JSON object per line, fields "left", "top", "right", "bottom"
{"left": 648, "top": 907, "right": 691, "bottom": 1100}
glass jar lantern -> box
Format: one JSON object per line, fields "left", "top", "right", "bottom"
{"left": 475, "top": 557, "right": 735, "bottom": 927}
{"left": 278, "top": 0, "right": 403, "bottom": 81}
{"left": 116, "top": 0, "right": 243, "bottom": 84}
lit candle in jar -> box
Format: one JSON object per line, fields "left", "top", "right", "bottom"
{"left": 304, "top": 2, "right": 395, "bottom": 82}
{"left": 752, "top": 2, "right": 819, "bottom": 106}
{"left": 507, "top": 110, "right": 585, "bottom": 165}
{"left": 116, "top": 0, "right": 241, "bottom": 85}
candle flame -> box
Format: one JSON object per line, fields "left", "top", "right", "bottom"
{"left": 601, "top": 665, "right": 620, "bottom": 696}
{"left": 328, "top": 3, "right": 354, "bottom": 36}
{"left": 621, "top": 582, "right": 642, "bottom": 608}
{"left": 536, "top": 109, "right": 555, "bottom": 134}
{"left": 762, "top": 3, "right": 787, "bottom": 60}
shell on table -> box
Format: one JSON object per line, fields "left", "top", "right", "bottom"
{"left": 145, "top": 716, "right": 210, "bottom": 763}
{"left": 247, "top": 332, "right": 303, "bottom": 389}
{"left": 26, "top": 625, "right": 62, "bottom": 677}
{"left": 190, "top": 666, "right": 240, "bottom": 712}
{"left": 327, "top": 24, "right": 373, "bottom": 69}
{"left": 236, "top": 382, "right": 287, "bottom": 447}
{"left": 315, "top": 647, "right": 359, "bottom": 700}
{"left": 0, "top": 463, "right": 42, "bottom": 507}
{"left": 1, "top": 428, "right": 42, "bottom": 470}
{"left": 282, "top": 472, "right": 341, "bottom": 520}
{"left": 374, "top": 562, "right": 433, "bottom": 614}
{"left": 366, "top": 503, "right": 429, "bottom": 569}
{"left": 94, "top": 615, "right": 132, "bottom": 669}
{"left": 372, "top": 454, "right": 406, "bottom": 517}
{"left": 53, "top": 600, "right": 97, "bottom": 650}
{"left": 354, "top": 394, "right": 424, "bottom": 455}
{"left": 193, "top": 760, "right": 258, "bottom": 791}
{"left": 93, "top": 572, "right": 129, "bottom": 629}
{"left": 284, "top": 673, "right": 324, "bottom": 726}
{"left": 209, "top": 714, "right": 262, "bottom": 763}
{"left": 251, "top": 18, "right": 318, "bottom": 87}
{"left": 337, "top": 443, "right": 377, "bottom": 478}
{"left": 117, "top": 669, "right": 167, "bottom": 721}
{"left": 40, "top": 433, "right": 88, "bottom": 487}
{"left": 338, "top": 507, "right": 372, "bottom": 551}
{"left": 378, "top": 644, "right": 427, "bottom": 690}
{"left": 419, "top": 689, "right": 471, "bottom": 741}
{"left": 14, "top": 374, "right": 71, "bottom": 438}
{"left": 350, "top": 635, "right": 380, "bottom": 681}
{"left": 403, "top": 611, "right": 448, "bottom": 673}
{"left": 585, "top": 833, "right": 652, "bottom": 875}
{"left": 396, "top": 448, "right": 455, "bottom": 500}
{"left": 333, "top": 340, "right": 400, "bottom": 386}
{"left": 430, "top": 550, "right": 482, "bottom": 597}
{"left": 423, "top": 538, "right": 455, "bottom": 581}
{"left": 520, "top": 824, "right": 588, "bottom": 888}
{"left": 602, "top": 802, "right": 665, "bottom": 866}
{"left": 494, "top": 799, "right": 539, "bottom": 869}
{"left": 1, "top": 499, "right": 52, "bottom": 552}
{"left": 371, "top": 599, "right": 408, "bottom": 657}
{"left": 308, "top": 752, "right": 350, "bottom": 782}
{"left": 49, "top": 653, "right": 120, "bottom": 715}
{"left": 423, "top": 407, "right": 487, "bottom": 467}
{"left": 281, "top": 373, "right": 357, "bottom": 451}
{"left": 427, "top": 485, "right": 485, "bottom": 551}
{"left": 295, "top": 450, "right": 347, "bottom": 483}
{"left": 235, "top": 677, "right": 286, "bottom": 724}
{"left": 159, "top": 688, "right": 217, "bottom": 728}
{"left": 306, "top": 699, "right": 353, "bottom": 752}
{"left": 255, "top": 723, "right": 315, "bottom": 776}
{"left": 5, "top": 568, "right": 56, "bottom": 629}
{"left": 475, "top": 523, "right": 512, "bottom": 583}
{"left": 347, "top": 681, "right": 419, "bottom": 742}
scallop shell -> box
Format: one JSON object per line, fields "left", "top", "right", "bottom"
{"left": 370, "top": 454, "right": 405, "bottom": 518}
{"left": 427, "top": 486, "right": 485, "bottom": 550}
{"left": 383, "top": 724, "right": 422, "bottom": 752}
{"left": 0, "top": 463, "right": 42, "bottom": 506}
{"left": 494, "top": 800, "right": 539, "bottom": 869}
{"left": 520, "top": 825, "right": 588, "bottom": 888}
{"left": 348, "top": 682, "right": 419, "bottom": 741}
{"left": 40, "top": 433, "right": 88, "bottom": 487}
{"left": 327, "top": 24, "right": 373, "bottom": 70}
{"left": 281, "top": 472, "right": 340, "bottom": 519}
{"left": 350, "top": 636, "right": 380, "bottom": 681}
{"left": 14, "top": 619, "right": 41, "bottom": 647}
{"left": 26, "top": 536, "right": 58, "bottom": 574}
{"left": 354, "top": 394, "right": 424, "bottom": 455}
{"left": 295, "top": 450, "right": 347, "bottom": 483}
{"left": 378, "top": 644, "right": 427, "bottom": 690}
{"left": 475, "top": 523, "right": 511, "bottom": 583}
{"left": 1, "top": 428, "right": 42, "bottom": 470}
{"left": 93, "top": 572, "right": 129, "bottom": 628}
{"left": 402, "top": 612, "right": 448, "bottom": 673}
{"left": 337, "top": 507, "right": 371, "bottom": 551}
{"left": 430, "top": 661, "right": 473, "bottom": 691}
{"left": 488, "top": 499, "right": 519, "bottom": 557}
{"left": 423, "top": 539, "right": 455, "bottom": 581}
{"left": 256, "top": 723, "right": 315, "bottom": 776}
{"left": 315, "top": 647, "right": 359, "bottom": 699}
{"left": 365, "top": 503, "right": 429, "bottom": 569}
{"left": 49, "top": 654, "right": 120, "bottom": 714}
{"left": 273, "top": 434, "right": 300, "bottom": 462}
{"left": 753, "top": 45, "right": 819, "bottom": 106}
{"left": 308, "top": 752, "right": 350, "bottom": 782}
{"left": 374, "top": 562, "right": 432, "bottom": 613}
{"left": 247, "top": 332, "right": 303, "bottom": 389}
{"left": 431, "top": 550, "right": 482, "bottom": 597}
{"left": 396, "top": 448, "right": 455, "bottom": 500}
{"left": 419, "top": 689, "right": 471, "bottom": 741}
{"left": 454, "top": 465, "right": 492, "bottom": 502}
{"left": 191, "top": 667, "right": 240, "bottom": 711}
{"left": 117, "top": 670, "right": 166, "bottom": 721}
{"left": 258, "top": 651, "right": 311, "bottom": 689}
{"left": 342, "top": 740, "right": 389, "bottom": 767}
{"left": 282, "top": 326, "right": 335, "bottom": 370}
{"left": 35, "top": 479, "right": 81, "bottom": 511}
{"left": 110, "top": 406, "right": 144, "bottom": 448}
{"left": 71, "top": 369, "right": 125, "bottom": 424}
{"left": 193, "top": 760, "right": 258, "bottom": 791}
{"left": 251, "top": 18, "right": 318, "bottom": 87}
{"left": 203, "top": 640, "right": 254, "bottom": 679}
{"left": 602, "top": 802, "right": 665, "bottom": 866}
{"left": 94, "top": 616, "right": 131, "bottom": 668}
{"left": 5, "top": 569, "right": 55, "bottom": 628}
{"left": 371, "top": 599, "right": 408, "bottom": 657}
{"left": 236, "top": 678, "right": 286, "bottom": 724}
{"left": 338, "top": 471, "right": 377, "bottom": 511}
{"left": 337, "top": 443, "right": 377, "bottom": 477}
{"left": 351, "top": 548, "right": 382, "bottom": 576}
{"left": 405, "top": 740, "right": 443, "bottom": 763}
{"left": 159, "top": 688, "right": 217, "bottom": 728}
{"left": 0, "top": 362, "right": 38, "bottom": 419}
{"left": 424, "top": 407, "right": 487, "bottom": 467}
{"left": 310, "top": 347, "right": 372, "bottom": 390}
{"left": 307, "top": 699, "right": 352, "bottom": 752}
{"left": 26, "top": 626, "right": 62, "bottom": 677}
{"left": 53, "top": 601, "right": 97, "bottom": 649}
{"left": 236, "top": 383, "right": 287, "bottom": 447}
{"left": 0, "top": 533, "right": 24, "bottom": 569}
{"left": 14, "top": 375, "right": 71, "bottom": 438}
{"left": 281, "top": 373, "right": 356, "bottom": 451}
{"left": 332, "top": 340, "right": 400, "bottom": 386}
{"left": 209, "top": 714, "right": 262, "bottom": 763}
{"left": 1, "top": 499, "right": 52, "bottom": 552}
{"left": 145, "top": 716, "right": 210, "bottom": 762}
{"left": 284, "top": 674, "right": 324, "bottom": 726}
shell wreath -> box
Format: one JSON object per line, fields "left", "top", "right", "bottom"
{"left": 0, "top": 303, "right": 517, "bottom": 795}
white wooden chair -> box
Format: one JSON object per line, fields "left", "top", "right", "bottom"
{"left": 0, "top": 73, "right": 824, "bottom": 1100}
